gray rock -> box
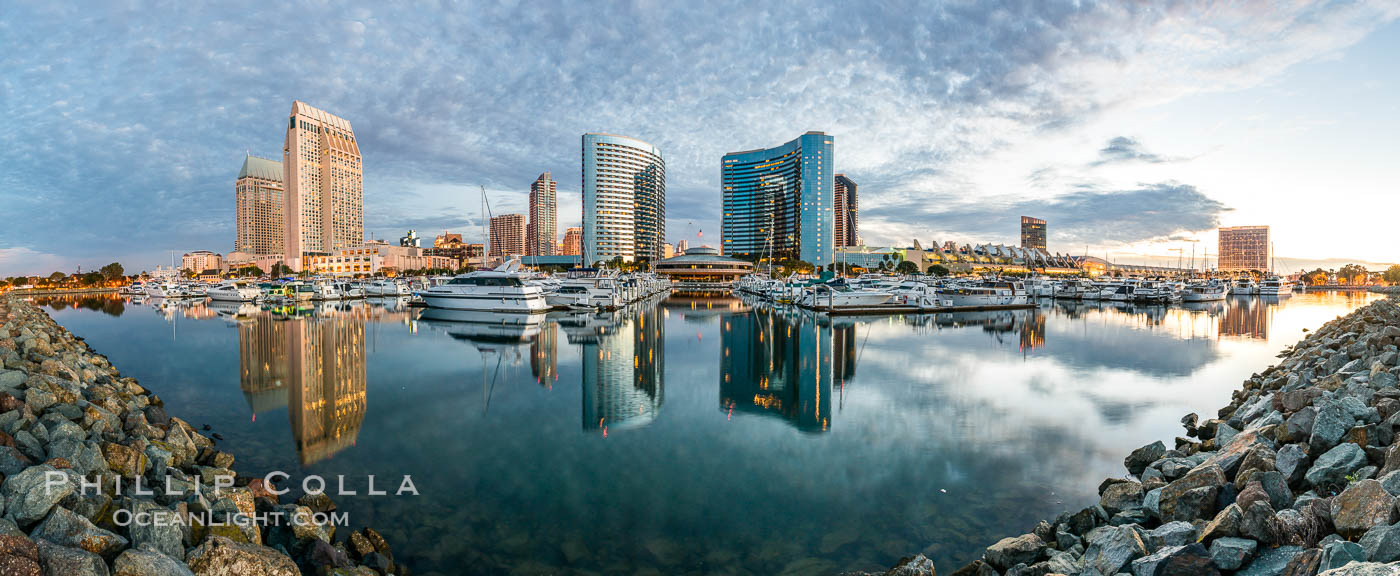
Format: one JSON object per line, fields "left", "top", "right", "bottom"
{"left": 35, "top": 538, "right": 109, "bottom": 576}
{"left": 30, "top": 506, "right": 128, "bottom": 559}
{"left": 1236, "top": 545, "right": 1305, "bottom": 576}
{"left": 1321, "top": 539, "right": 1367, "bottom": 571}
{"left": 1142, "top": 487, "right": 1163, "bottom": 516}
{"left": 126, "top": 500, "right": 184, "bottom": 562}
{"left": 1311, "top": 401, "right": 1352, "bottom": 454}
{"left": 1360, "top": 523, "right": 1400, "bottom": 562}
{"left": 1100, "top": 481, "right": 1145, "bottom": 514}
{"left": 184, "top": 536, "right": 297, "bottom": 576}
{"left": 1305, "top": 442, "right": 1368, "bottom": 489}
{"left": 1318, "top": 562, "right": 1400, "bottom": 575}
{"left": 0, "top": 445, "right": 30, "bottom": 477}
{"left": 1331, "top": 479, "right": 1397, "bottom": 537}
{"left": 1126, "top": 441, "right": 1166, "bottom": 475}
{"left": 113, "top": 545, "right": 195, "bottom": 576}
{"left": 1, "top": 465, "right": 73, "bottom": 525}
{"left": 0, "top": 370, "right": 24, "bottom": 388}
{"left": 1378, "top": 470, "right": 1400, "bottom": 496}
{"left": 1158, "top": 465, "right": 1226, "bottom": 522}
{"left": 1131, "top": 542, "right": 1218, "bottom": 576}
{"left": 23, "top": 387, "right": 55, "bottom": 413}
{"left": 1081, "top": 525, "right": 1148, "bottom": 575}
{"left": 1209, "top": 537, "right": 1258, "bottom": 571}
{"left": 1054, "top": 525, "right": 1080, "bottom": 551}
{"left": 985, "top": 534, "right": 1047, "bottom": 571}
{"left": 1145, "top": 521, "right": 1196, "bottom": 549}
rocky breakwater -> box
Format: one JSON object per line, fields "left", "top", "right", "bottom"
{"left": 0, "top": 296, "right": 406, "bottom": 576}
{"left": 855, "top": 297, "right": 1400, "bottom": 576}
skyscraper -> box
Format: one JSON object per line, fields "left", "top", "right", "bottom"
{"left": 235, "top": 155, "right": 285, "bottom": 255}
{"left": 1020, "top": 216, "right": 1047, "bottom": 251}
{"left": 834, "top": 174, "right": 858, "bottom": 247}
{"left": 582, "top": 133, "right": 666, "bottom": 263}
{"left": 721, "top": 132, "right": 834, "bottom": 266}
{"left": 1219, "top": 226, "right": 1270, "bottom": 272}
{"left": 526, "top": 172, "right": 557, "bottom": 256}
{"left": 561, "top": 227, "right": 583, "bottom": 256}
{"left": 283, "top": 101, "right": 362, "bottom": 272}
{"left": 489, "top": 214, "right": 526, "bottom": 258}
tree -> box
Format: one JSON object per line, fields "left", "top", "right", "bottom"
{"left": 99, "top": 262, "right": 124, "bottom": 281}
{"left": 47, "top": 271, "right": 65, "bottom": 283}
{"left": 271, "top": 262, "right": 293, "bottom": 277}
{"left": 895, "top": 260, "right": 919, "bottom": 274}
{"left": 927, "top": 264, "right": 950, "bottom": 277}
{"left": 238, "top": 265, "right": 265, "bottom": 277}
{"left": 1383, "top": 265, "right": 1400, "bottom": 286}
{"left": 1338, "top": 263, "right": 1369, "bottom": 286}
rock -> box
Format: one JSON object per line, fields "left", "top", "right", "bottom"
{"left": 1209, "top": 537, "right": 1258, "bottom": 571}
{"left": 1201, "top": 504, "right": 1245, "bottom": 542}
{"left": 1126, "top": 441, "right": 1166, "bottom": 475}
{"left": 126, "top": 500, "right": 184, "bottom": 562}
{"left": 1131, "top": 542, "right": 1219, "bottom": 576}
{"left": 948, "top": 560, "right": 998, "bottom": 575}
{"left": 113, "top": 546, "right": 194, "bottom": 576}
{"left": 1278, "top": 444, "right": 1310, "bottom": 486}
{"left": 1305, "top": 442, "right": 1368, "bottom": 490}
{"left": 1311, "top": 401, "right": 1352, "bottom": 454}
{"left": 1318, "top": 562, "right": 1400, "bottom": 575}
{"left": 184, "top": 536, "right": 298, "bottom": 576}
{"left": 0, "top": 533, "right": 41, "bottom": 576}
{"left": 884, "top": 554, "right": 935, "bottom": 576}
{"left": 101, "top": 442, "right": 147, "bottom": 479}
{"left": 1145, "top": 521, "right": 1195, "bottom": 549}
{"left": 1, "top": 465, "right": 73, "bottom": 526}
{"left": 1100, "top": 481, "right": 1145, "bottom": 514}
{"left": 29, "top": 506, "right": 128, "bottom": 559}
{"left": 1360, "top": 523, "right": 1400, "bottom": 562}
{"left": 984, "top": 533, "right": 1045, "bottom": 570}
{"left": 1378, "top": 470, "right": 1400, "bottom": 496}
{"left": 1236, "top": 545, "right": 1306, "bottom": 576}
{"left": 34, "top": 539, "right": 107, "bottom": 576}
{"left": 305, "top": 539, "right": 351, "bottom": 570}
{"left": 1321, "top": 539, "right": 1367, "bottom": 571}
{"left": 1239, "top": 500, "right": 1279, "bottom": 544}
{"left": 1159, "top": 465, "right": 1226, "bottom": 522}
{"left": 1081, "top": 525, "right": 1148, "bottom": 575}
{"left": 1331, "top": 479, "right": 1397, "bottom": 537}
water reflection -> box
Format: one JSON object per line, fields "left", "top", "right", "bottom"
{"left": 581, "top": 303, "right": 664, "bottom": 434}
{"left": 1221, "top": 297, "right": 1271, "bottom": 339}
{"left": 720, "top": 307, "right": 848, "bottom": 432}
{"left": 29, "top": 294, "right": 127, "bottom": 316}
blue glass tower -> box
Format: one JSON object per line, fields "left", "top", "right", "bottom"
{"left": 721, "top": 132, "right": 834, "bottom": 266}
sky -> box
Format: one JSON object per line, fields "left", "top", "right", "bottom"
{"left": 3, "top": 1, "right": 1399, "bottom": 276}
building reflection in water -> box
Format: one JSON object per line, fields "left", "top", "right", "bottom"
{"left": 719, "top": 308, "right": 848, "bottom": 433}
{"left": 581, "top": 304, "right": 664, "bottom": 434}
{"left": 238, "top": 312, "right": 367, "bottom": 466}
{"left": 531, "top": 322, "right": 558, "bottom": 388}
{"left": 1220, "top": 298, "right": 1271, "bottom": 340}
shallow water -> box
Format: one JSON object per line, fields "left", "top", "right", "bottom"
{"left": 35, "top": 290, "right": 1383, "bottom": 575}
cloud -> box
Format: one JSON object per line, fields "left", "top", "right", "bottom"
{"left": 1091, "top": 137, "right": 1175, "bottom": 166}
{"left": 1, "top": 1, "right": 1396, "bottom": 274}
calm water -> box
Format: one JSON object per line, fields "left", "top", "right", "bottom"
{"left": 34, "top": 291, "right": 1384, "bottom": 576}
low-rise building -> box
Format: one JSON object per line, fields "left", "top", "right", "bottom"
{"left": 655, "top": 245, "right": 753, "bottom": 287}
{"left": 181, "top": 251, "right": 223, "bottom": 274}
{"left": 308, "top": 241, "right": 457, "bottom": 276}
{"left": 224, "top": 252, "right": 287, "bottom": 275}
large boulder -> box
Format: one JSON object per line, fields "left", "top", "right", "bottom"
{"left": 983, "top": 533, "right": 1045, "bottom": 570}
{"left": 34, "top": 539, "right": 107, "bottom": 576}
{"left": 184, "top": 536, "right": 298, "bottom": 576}
{"left": 1126, "top": 441, "right": 1166, "bottom": 475}
{"left": 1360, "top": 523, "right": 1400, "bottom": 563}
{"left": 1235, "top": 545, "right": 1306, "bottom": 576}
{"left": 0, "top": 533, "right": 41, "bottom": 576}
{"left": 1130, "top": 542, "right": 1219, "bottom": 576}
{"left": 1158, "top": 465, "right": 1226, "bottom": 522}
{"left": 1318, "top": 562, "right": 1400, "bottom": 575}
{"left": 1209, "top": 537, "right": 1258, "bottom": 571}
{"left": 29, "top": 506, "right": 128, "bottom": 560}
{"left": 1310, "top": 400, "right": 1351, "bottom": 454}
{"left": 1100, "top": 481, "right": 1145, "bottom": 514}
{"left": 1321, "top": 539, "right": 1367, "bottom": 571}
{"left": 1081, "top": 525, "right": 1148, "bottom": 575}
{"left": 1331, "top": 479, "right": 1397, "bottom": 538}
{"left": 113, "top": 546, "right": 195, "bottom": 576}
{"left": 1, "top": 465, "right": 73, "bottom": 526}
{"left": 1305, "top": 443, "right": 1368, "bottom": 490}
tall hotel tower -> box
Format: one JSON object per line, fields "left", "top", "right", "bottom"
{"left": 235, "top": 154, "right": 285, "bottom": 255}
{"left": 283, "top": 101, "right": 363, "bottom": 271}
{"left": 582, "top": 133, "right": 666, "bottom": 263}
{"left": 526, "top": 172, "right": 557, "bottom": 256}
{"left": 721, "top": 132, "right": 834, "bottom": 266}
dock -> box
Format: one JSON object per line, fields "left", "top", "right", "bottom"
{"left": 800, "top": 302, "right": 1037, "bottom": 316}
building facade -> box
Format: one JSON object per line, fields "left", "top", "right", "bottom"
{"left": 1020, "top": 216, "right": 1047, "bottom": 251}
{"left": 399, "top": 230, "right": 421, "bottom": 248}
{"left": 307, "top": 241, "right": 457, "bottom": 276}
{"left": 582, "top": 133, "right": 666, "bottom": 263}
{"left": 235, "top": 155, "right": 285, "bottom": 255}
{"left": 834, "top": 174, "right": 858, "bottom": 247}
{"left": 1218, "top": 226, "right": 1270, "bottom": 272}
{"left": 489, "top": 214, "right": 527, "bottom": 259}
{"left": 283, "top": 101, "right": 363, "bottom": 271}
{"left": 561, "top": 227, "right": 583, "bottom": 256}
{"left": 224, "top": 252, "right": 285, "bottom": 275}
{"left": 721, "top": 132, "right": 834, "bottom": 266}
{"left": 526, "top": 172, "right": 557, "bottom": 256}
{"left": 181, "top": 251, "right": 223, "bottom": 274}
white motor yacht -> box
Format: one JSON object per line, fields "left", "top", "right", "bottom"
{"left": 1181, "top": 279, "right": 1229, "bottom": 302}
{"left": 938, "top": 280, "right": 1028, "bottom": 308}
{"left": 1258, "top": 276, "right": 1294, "bottom": 297}
{"left": 545, "top": 285, "right": 595, "bottom": 309}
{"left": 1233, "top": 278, "right": 1258, "bottom": 296}
{"left": 121, "top": 281, "right": 146, "bottom": 295}
{"left": 144, "top": 282, "right": 185, "bottom": 299}
{"left": 208, "top": 281, "right": 262, "bottom": 302}
{"left": 558, "top": 270, "right": 623, "bottom": 309}
{"left": 799, "top": 282, "right": 894, "bottom": 308}
{"left": 419, "top": 259, "right": 550, "bottom": 313}
{"left": 364, "top": 279, "right": 411, "bottom": 297}
{"left": 336, "top": 282, "right": 365, "bottom": 299}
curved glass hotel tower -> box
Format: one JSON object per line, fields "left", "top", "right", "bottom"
{"left": 581, "top": 133, "right": 666, "bottom": 263}
{"left": 721, "top": 132, "right": 834, "bottom": 266}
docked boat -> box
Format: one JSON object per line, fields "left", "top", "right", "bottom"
{"left": 1233, "top": 277, "right": 1258, "bottom": 296}
{"left": 364, "top": 279, "right": 411, "bottom": 297}
{"left": 937, "top": 280, "right": 1028, "bottom": 308}
{"left": 207, "top": 281, "right": 262, "bottom": 302}
{"left": 335, "top": 282, "right": 365, "bottom": 299}
{"left": 121, "top": 281, "right": 146, "bottom": 295}
{"left": 1181, "top": 279, "right": 1229, "bottom": 302}
{"left": 419, "top": 260, "right": 550, "bottom": 313}
{"left": 545, "top": 285, "right": 596, "bottom": 309}
{"left": 1258, "top": 276, "right": 1294, "bottom": 297}
{"left": 144, "top": 282, "right": 186, "bottom": 299}
{"left": 1053, "top": 279, "right": 1093, "bottom": 300}
{"left": 557, "top": 270, "right": 623, "bottom": 309}
{"left": 798, "top": 281, "right": 894, "bottom": 309}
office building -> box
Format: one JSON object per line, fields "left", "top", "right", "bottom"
{"left": 1020, "top": 216, "right": 1046, "bottom": 251}
{"left": 235, "top": 155, "right": 285, "bottom": 255}
{"left": 283, "top": 101, "right": 362, "bottom": 271}
{"left": 561, "top": 227, "right": 583, "bottom": 256}
{"left": 676, "top": 239, "right": 689, "bottom": 255}
{"left": 399, "top": 230, "right": 421, "bottom": 248}
{"left": 720, "top": 132, "right": 834, "bottom": 266}
{"left": 489, "top": 214, "right": 527, "bottom": 258}
{"left": 526, "top": 172, "right": 556, "bottom": 256}
{"left": 1219, "top": 226, "right": 1270, "bottom": 272}
{"left": 834, "top": 174, "right": 858, "bottom": 247}
{"left": 582, "top": 133, "right": 666, "bottom": 263}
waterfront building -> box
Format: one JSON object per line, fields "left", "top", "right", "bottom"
{"left": 235, "top": 155, "right": 285, "bottom": 255}
{"left": 181, "top": 251, "right": 223, "bottom": 274}
{"left": 425, "top": 231, "right": 482, "bottom": 268}
{"left": 526, "top": 172, "right": 557, "bottom": 256}
{"left": 582, "top": 133, "right": 666, "bottom": 263}
{"left": 1218, "top": 226, "right": 1270, "bottom": 272}
{"left": 663, "top": 243, "right": 675, "bottom": 259}
{"left": 1020, "top": 216, "right": 1047, "bottom": 251}
{"left": 561, "top": 227, "right": 583, "bottom": 256}
{"left": 224, "top": 252, "right": 285, "bottom": 275}
{"left": 676, "top": 239, "right": 689, "bottom": 255}
{"left": 519, "top": 255, "right": 582, "bottom": 270}
{"left": 721, "top": 132, "right": 834, "bottom": 266}
{"left": 399, "top": 230, "right": 421, "bottom": 248}
{"left": 834, "top": 174, "right": 858, "bottom": 247}
{"left": 489, "top": 214, "right": 527, "bottom": 259}
{"left": 582, "top": 305, "right": 664, "bottom": 433}
{"left": 654, "top": 245, "right": 753, "bottom": 288}
{"left": 307, "top": 240, "right": 457, "bottom": 276}
{"left": 283, "top": 101, "right": 362, "bottom": 272}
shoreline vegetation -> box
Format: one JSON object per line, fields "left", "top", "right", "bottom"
{"left": 0, "top": 296, "right": 406, "bottom": 576}
{"left": 857, "top": 295, "right": 1400, "bottom": 576}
